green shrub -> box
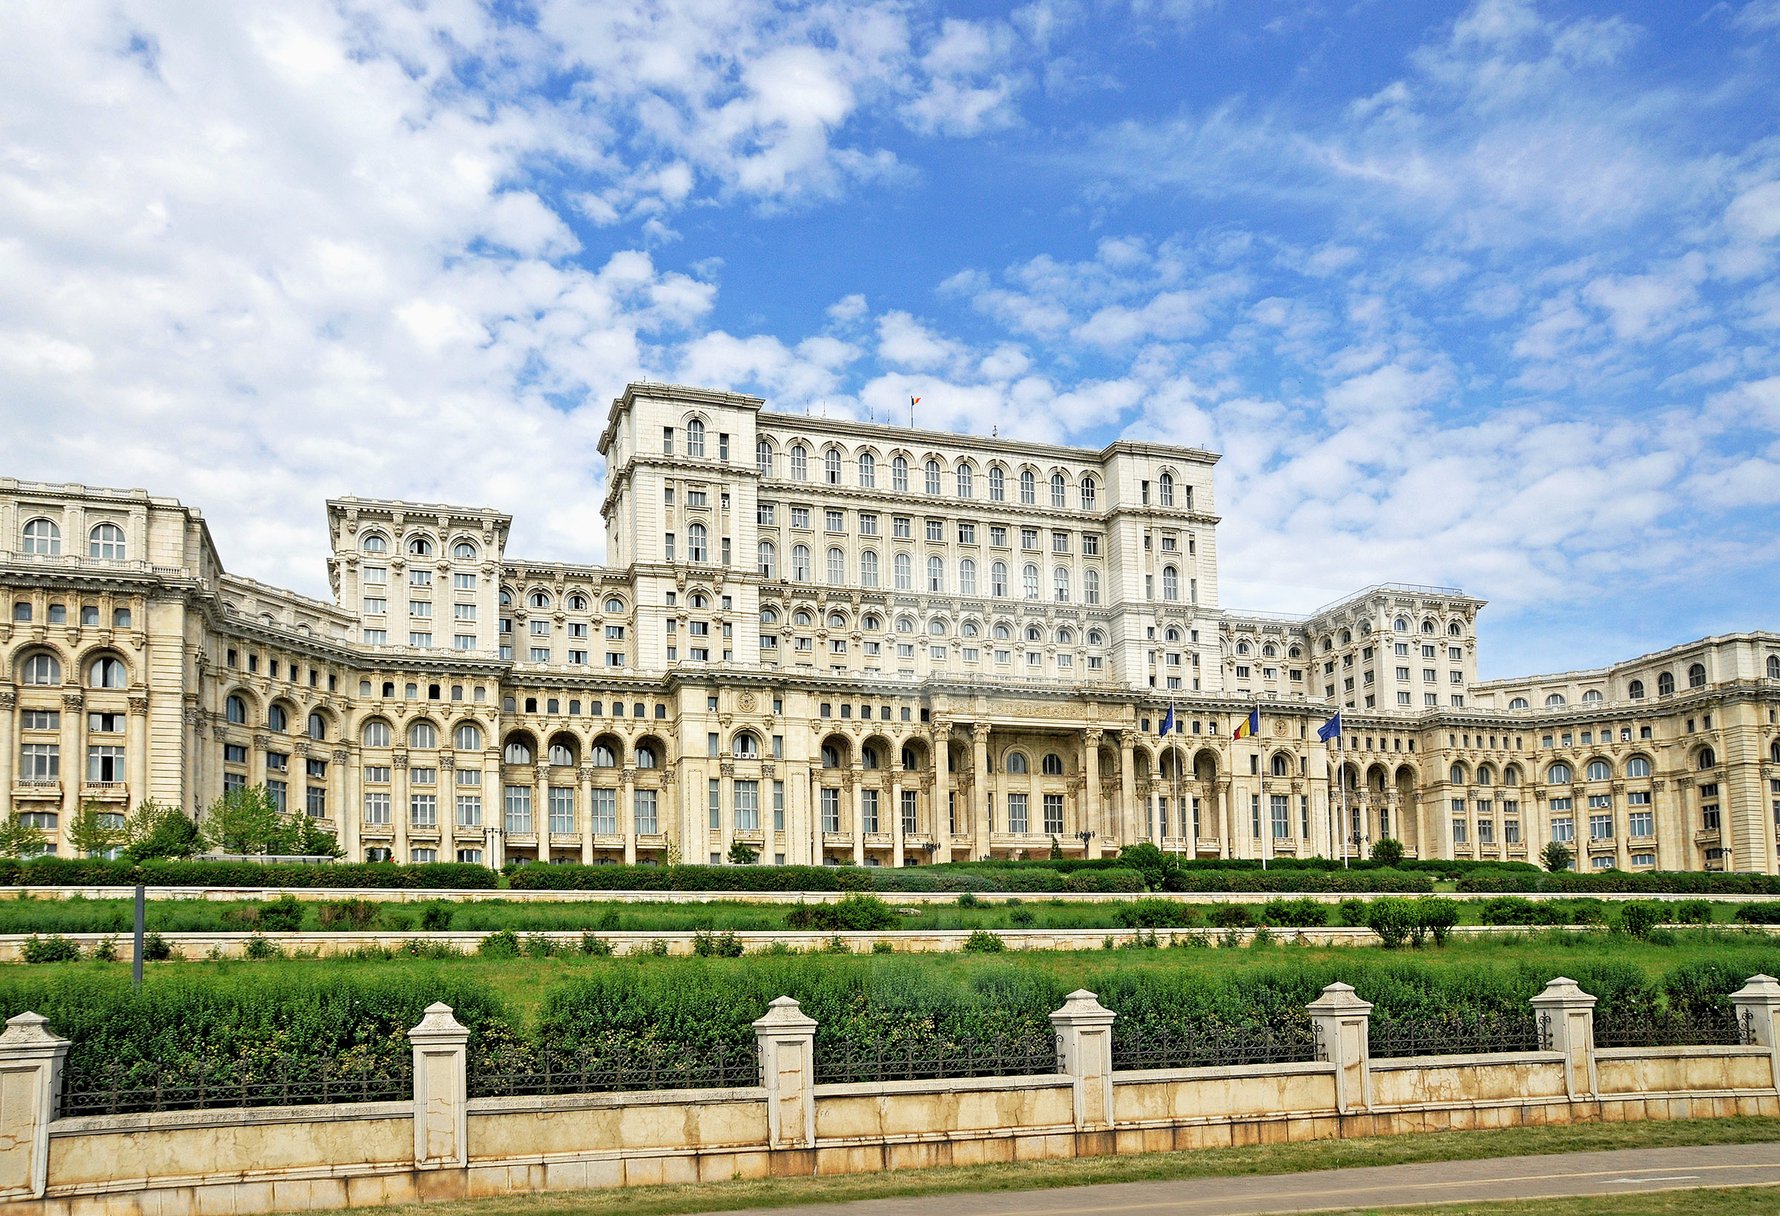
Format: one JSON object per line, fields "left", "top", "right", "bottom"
{"left": 252, "top": 895, "right": 304, "bottom": 933}
{"left": 1416, "top": 898, "right": 1459, "bottom": 945}
{"left": 1009, "top": 907, "right": 1036, "bottom": 928}
{"left": 244, "top": 934, "right": 279, "bottom": 960}
{"left": 479, "top": 929, "right": 520, "bottom": 958}
{"left": 1366, "top": 898, "right": 1415, "bottom": 949}
{"left": 644, "top": 939, "right": 669, "bottom": 957}
{"left": 956, "top": 892, "right": 981, "bottom": 909}
{"left": 1675, "top": 900, "right": 1716, "bottom": 924}
{"left": 1734, "top": 902, "right": 1780, "bottom": 925}
{"left": 1619, "top": 902, "right": 1663, "bottom": 939}
{"left": 418, "top": 903, "right": 455, "bottom": 932}
{"left": 1114, "top": 898, "right": 1198, "bottom": 930}
{"left": 317, "top": 899, "right": 378, "bottom": 930}
{"left": 0, "top": 857, "right": 498, "bottom": 890}
{"left": 21, "top": 935, "right": 80, "bottom": 963}
{"left": 1260, "top": 898, "right": 1328, "bottom": 928}
{"left": 521, "top": 934, "right": 559, "bottom": 958}
{"left": 1062, "top": 868, "right": 1145, "bottom": 893}
{"left": 1369, "top": 838, "right": 1406, "bottom": 867}
{"left": 1205, "top": 902, "right": 1252, "bottom": 929}
{"left": 1478, "top": 896, "right": 1541, "bottom": 925}
{"left": 92, "top": 937, "right": 118, "bottom": 962}
{"left": 871, "top": 940, "right": 895, "bottom": 954}
{"left": 961, "top": 930, "right": 1006, "bottom": 953}
{"left": 691, "top": 930, "right": 743, "bottom": 958}
{"left": 579, "top": 934, "right": 614, "bottom": 956}
{"left": 1336, "top": 897, "right": 1369, "bottom": 927}
{"left": 142, "top": 932, "right": 171, "bottom": 961}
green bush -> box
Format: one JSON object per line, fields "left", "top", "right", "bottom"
{"left": 1114, "top": 899, "right": 1198, "bottom": 930}
{"left": 961, "top": 930, "right": 1006, "bottom": 953}
{"left": 1675, "top": 900, "right": 1716, "bottom": 924}
{"left": 1008, "top": 907, "right": 1036, "bottom": 928}
{"left": 1260, "top": 898, "right": 1328, "bottom": 928}
{"left": 1734, "top": 902, "right": 1780, "bottom": 925}
{"left": 1478, "top": 896, "right": 1543, "bottom": 925}
{"left": 418, "top": 903, "right": 455, "bottom": 932}
{"left": 1062, "top": 868, "right": 1145, "bottom": 893}
{"left": 255, "top": 895, "right": 304, "bottom": 933}
{"left": 785, "top": 894, "right": 899, "bottom": 932}
{"left": 1620, "top": 902, "right": 1664, "bottom": 939}
{"left": 1369, "top": 838, "right": 1406, "bottom": 867}
{"left": 1336, "top": 898, "right": 1369, "bottom": 927}
{"left": 21, "top": 935, "right": 80, "bottom": 963}
{"left": 93, "top": 937, "right": 118, "bottom": 962}
{"left": 317, "top": 899, "right": 379, "bottom": 930}
{"left": 956, "top": 892, "right": 981, "bottom": 909}
{"left": 579, "top": 934, "right": 614, "bottom": 957}
{"left": 1205, "top": 902, "right": 1252, "bottom": 929}
{"left": 1366, "top": 898, "right": 1415, "bottom": 949}
{"left": 142, "top": 932, "right": 171, "bottom": 961}
{"left": 1417, "top": 898, "right": 1459, "bottom": 945}
{"left": 691, "top": 930, "right": 743, "bottom": 958}
{"left": 479, "top": 930, "right": 521, "bottom": 958}
{"left": 0, "top": 857, "right": 498, "bottom": 890}
{"left": 243, "top": 934, "right": 279, "bottom": 960}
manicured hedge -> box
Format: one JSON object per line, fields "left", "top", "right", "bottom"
{"left": 0, "top": 858, "right": 499, "bottom": 890}
{"left": 1456, "top": 869, "right": 1780, "bottom": 896}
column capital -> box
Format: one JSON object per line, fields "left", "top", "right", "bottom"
{"left": 127, "top": 694, "right": 150, "bottom": 716}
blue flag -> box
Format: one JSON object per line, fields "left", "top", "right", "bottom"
{"left": 1159, "top": 705, "right": 1175, "bottom": 737}
{"left": 1317, "top": 712, "right": 1342, "bottom": 742}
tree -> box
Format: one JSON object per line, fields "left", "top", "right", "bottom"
{"left": 66, "top": 801, "right": 125, "bottom": 858}
{"left": 1049, "top": 835, "right": 1065, "bottom": 859}
{"left": 725, "top": 839, "right": 758, "bottom": 865}
{"left": 1542, "top": 840, "right": 1575, "bottom": 873}
{"left": 123, "top": 799, "right": 201, "bottom": 860}
{"left": 0, "top": 814, "right": 47, "bottom": 859}
{"left": 202, "top": 786, "right": 282, "bottom": 854}
{"left": 1369, "top": 837, "right": 1406, "bottom": 867}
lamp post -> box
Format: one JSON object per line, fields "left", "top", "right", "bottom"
{"left": 1075, "top": 828, "right": 1096, "bottom": 854}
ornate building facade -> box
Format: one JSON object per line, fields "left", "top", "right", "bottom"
{"left": 2, "top": 382, "right": 1777, "bottom": 871}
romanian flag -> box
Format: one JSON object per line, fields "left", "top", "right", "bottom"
{"left": 910, "top": 395, "right": 921, "bottom": 406}
{"left": 1232, "top": 708, "right": 1260, "bottom": 740}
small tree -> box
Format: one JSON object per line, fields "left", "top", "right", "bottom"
{"left": 726, "top": 839, "right": 758, "bottom": 865}
{"left": 66, "top": 801, "right": 124, "bottom": 858}
{"left": 1369, "top": 837, "right": 1405, "bottom": 867}
{"left": 0, "top": 813, "right": 47, "bottom": 859}
{"left": 202, "top": 786, "right": 282, "bottom": 854}
{"left": 1542, "top": 840, "right": 1575, "bottom": 873}
{"left": 1049, "top": 835, "right": 1065, "bottom": 859}
{"left": 123, "top": 799, "right": 201, "bottom": 860}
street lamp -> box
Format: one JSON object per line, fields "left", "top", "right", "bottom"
{"left": 1075, "top": 829, "right": 1096, "bottom": 853}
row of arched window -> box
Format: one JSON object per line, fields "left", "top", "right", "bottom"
{"left": 499, "top": 588, "right": 626, "bottom": 614}
{"left": 359, "top": 532, "right": 481, "bottom": 561}
{"left": 756, "top": 437, "right": 1121, "bottom": 510}
{"left": 14, "top": 652, "right": 127, "bottom": 688}
{"left": 1451, "top": 756, "right": 1661, "bottom": 786}
{"left": 757, "top": 544, "right": 1116, "bottom": 601}
{"left": 760, "top": 605, "right": 1107, "bottom": 648}
{"left": 20, "top": 519, "right": 126, "bottom": 560}
{"left": 1506, "top": 660, "right": 1735, "bottom": 708}
{"left": 1231, "top": 639, "right": 1304, "bottom": 659}
{"left": 222, "top": 694, "right": 329, "bottom": 738}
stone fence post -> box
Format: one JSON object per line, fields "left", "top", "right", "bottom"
{"left": 409, "top": 1002, "right": 470, "bottom": 1169}
{"left": 0, "top": 1012, "right": 71, "bottom": 1200}
{"left": 1731, "top": 974, "right": 1780, "bottom": 1092}
{"left": 1306, "top": 982, "right": 1372, "bottom": 1114}
{"left": 1531, "top": 976, "right": 1597, "bottom": 1100}
{"left": 754, "top": 996, "right": 817, "bottom": 1150}
{"left": 1050, "top": 989, "right": 1116, "bottom": 1130}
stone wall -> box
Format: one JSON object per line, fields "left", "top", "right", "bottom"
{"left": 2, "top": 976, "right": 1778, "bottom": 1216}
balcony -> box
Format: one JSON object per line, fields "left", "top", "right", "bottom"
{"left": 12, "top": 779, "right": 61, "bottom": 800}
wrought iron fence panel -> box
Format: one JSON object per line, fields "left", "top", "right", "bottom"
{"left": 468, "top": 1038, "right": 758, "bottom": 1098}
{"left": 1368, "top": 1012, "right": 1549, "bottom": 1059}
{"left": 1594, "top": 1006, "right": 1753, "bottom": 1049}
{"left": 63, "top": 1055, "right": 410, "bottom": 1116}
{"left": 813, "top": 1033, "right": 1058, "bottom": 1085}
{"left": 1112, "top": 1022, "right": 1318, "bottom": 1071}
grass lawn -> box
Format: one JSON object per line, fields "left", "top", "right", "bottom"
{"left": 318, "top": 1119, "right": 1780, "bottom": 1216}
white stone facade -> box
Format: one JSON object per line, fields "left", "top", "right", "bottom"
{"left": 1, "top": 382, "right": 1776, "bottom": 872}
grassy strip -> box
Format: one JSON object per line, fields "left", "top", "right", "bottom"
{"left": 336, "top": 1120, "right": 1780, "bottom": 1216}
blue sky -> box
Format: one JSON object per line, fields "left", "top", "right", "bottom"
{"left": 2, "top": 1, "right": 1777, "bottom": 679}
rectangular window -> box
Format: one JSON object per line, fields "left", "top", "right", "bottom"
{"left": 548, "top": 786, "right": 575, "bottom": 834}
{"left": 1551, "top": 817, "right": 1574, "bottom": 842}
{"left": 820, "top": 787, "right": 840, "bottom": 833}
{"left": 1628, "top": 809, "right": 1653, "bottom": 837}
{"left": 1008, "top": 792, "right": 1030, "bottom": 834}
{"left": 734, "top": 780, "right": 759, "bottom": 832}
{"left": 410, "top": 794, "right": 437, "bottom": 828}
{"left": 773, "top": 781, "right": 785, "bottom": 831}
{"left": 901, "top": 789, "right": 918, "bottom": 834}
{"left": 858, "top": 512, "right": 878, "bottom": 536}
{"left": 1043, "top": 793, "right": 1064, "bottom": 835}
{"left": 455, "top": 794, "right": 482, "bottom": 827}
{"left": 86, "top": 744, "right": 125, "bottom": 783}
{"left": 1271, "top": 793, "right": 1290, "bottom": 839}
{"left": 861, "top": 788, "right": 879, "bottom": 834}
{"left": 503, "top": 785, "right": 533, "bottom": 834}
{"left": 1451, "top": 818, "right": 1468, "bottom": 844}
{"left": 709, "top": 778, "right": 721, "bottom": 830}
{"left": 632, "top": 789, "right": 659, "bottom": 835}
{"left": 363, "top": 792, "right": 391, "bottom": 825}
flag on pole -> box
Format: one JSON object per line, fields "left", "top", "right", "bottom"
{"left": 1317, "top": 712, "right": 1343, "bottom": 742}
{"left": 910, "top": 396, "right": 921, "bottom": 406}
{"left": 1159, "top": 705, "right": 1175, "bottom": 737}
{"left": 1232, "top": 707, "right": 1260, "bottom": 740}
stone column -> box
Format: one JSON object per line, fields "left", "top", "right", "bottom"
{"left": 1732, "top": 974, "right": 1780, "bottom": 1092}
{"left": 1083, "top": 730, "right": 1103, "bottom": 858}
{"left": 532, "top": 762, "right": 549, "bottom": 862}
{"left": 0, "top": 1012, "right": 70, "bottom": 1200}
{"left": 126, "top": 694, "right": 149, "bottom": 807}
{"left": 0, "top": 691, "right": 15, "bottom": 820}
{"left": 59, "top": 693, "right": 83, "bottom": 843}
{"left": 338, "top": 748, "right": 359, "bottom": 861}
{"left": 408, "top": 1003, "right": 469, "bottom": 1169}
{"left": 890, "top": 772, "right": 905, "bottom": 868}
{"left": 1216, "top": 776, "right": 1233, "bottom": 860}
{"left": 1531, "top": 976, "right": 1598, "bottom": 1100}
{"left": 392, "top": 748, "right": 410, "bottom": 863}
{"left": 1118, "top": 731, "right": 1137, "bottom": 848}
{"left": 971, "top": 723, "right": 991, "bottom": 860}
{"left": 753, "top": 996, "right": 816, "bottom": 1150}
{"left": 721, "top": 761, "right": 738, "bottom": 864}
{"left": 1049, "top": 989, "right": 1116, "bottom": 1131}
{"left": 1307, "top": 982, "right": 1373, "bottom": 1115}
{"left": 620, "top": 766, "right": 638, "bottom": 865}
{"left": 580, "top": 763, "right": 596, "bottom": 864}
{"left": 931, "top": 722, "right": 953, "bottom": 864}
{"left": 849, "top": 766, "right": 865, "bottom": 867}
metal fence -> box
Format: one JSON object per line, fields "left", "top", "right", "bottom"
{"left": 468, "top": 1039, "right": 758, "bottom": 1098}
{"left": 1368, "top": 1012, "right": 1550, "bottom": 1059}
{"left": 63, "top": 1056, "right": 411, "bottom": 1115}
{"left": 814, "top": 1033, "right": 1058, "bottom": 1084}
{"left": 1112, "top": 1022, "right": 1321, "bottom": 1071}
{"left": 1593, "top": 1006, "right": 1755, "bottom": 1049}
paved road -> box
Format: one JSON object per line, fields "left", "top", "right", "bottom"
{"left": 688, "top": 1143, "right": 1780, "bottom": 1216}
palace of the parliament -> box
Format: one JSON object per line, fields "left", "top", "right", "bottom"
{"left": 3, "top": 383, "right": 1776, "bottom": 872}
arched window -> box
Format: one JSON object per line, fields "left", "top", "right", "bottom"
{"left": 756, "top": 438, "right": 773, "bottom": 477}
{"left": 566, "top": 592, "right": 588, "bottom": 612}
{"left": 1582, "top": 690, "right": 1603, "bottom": 703}
{"left": 1768, "top": 655, "right": 1780, "bottom": 679}
{"left": 1449, "top": 763, "right": 1467, "bottom": 784}
{"left": 1022, "top": 563, "right": 1039, "bottom": 599}
{"left": 989, "top": 466, "right": 1005, "bottom": 501}
{"left": 824, "top": 447, "right": 841, "bottom": 484}
{"left": 634, "top": 744, "right": 659, "bottom": 769}
{"left": 454, "top": 723, "right": 484, "bottom": 751}
{"left": 827, "top": 611, "right": 848, "bottom": 631}
{"left": 790, "top": 444, "right": 808, "bottom": 480}
{"left": 1271, "top": 753, "right": 1290, "bottom": 778}
{"left": 88, "top": 523, "right": 126, "bottom": 560}
{"left": 1393, "top": 617, "right": 1408, "bottom": 633}
{"left": 792, "top": 544, "right": 811, "bottom": 581}
{"left": 1084, "top": 568, "right": 1101, "bottom": 604}
{"left": 503, "top": 740, "right": 534, "bottom": 765}
{"left": 1165, "top": 627, "right": 1182, "bottom": 643}
{"left": 1006, "top": 752, "right": 1029, "bottom": 775}
{"left": 861, "top": 744, "right": 884, "bottom": 770}
{"left": 1658, "top": 672, "right": 1675, "bottom": 696}
{"left": 1162, "top": 566, "right": 1179, "bottom": 601}
{"left": 21, "top": 518, "right": 60, "bottom": 556}
{"left": 894, "top": 552, "right": 911, "bottom": 590}
{"left": 1088, "top": 629, "right": 1105, "bottom": 647}
{"left": 452, "top": 540, "right": 478, "bottom": 561}
{"left": 307, "top": 712, "right": 327, "bottom": 741}
{"left": 362, "top": 533, "right": 388, "bottom": 554}
{"left": 1019, "top": 469, "right": 1036, "bottom": 504}
{"left": 603, "top": 597, "right": 625, "bottom": 614}
{"left": 924, "top": 459, "right": 941, "bottom": 495}
{"left": 959, "top": 558, "right": 977, "bottom": 596}
{"left": 592, "top": 742, "right": 617, "bottom": 766}
{"left": 548, "top": 742, "right": 574, "bottom": 766}
{"left": 862, "top": 613, "right": 882, "bottom": 631}
{"left": 1548, "top": 762, "right": 1572, "bottom": 784}
{"left": 991, "top": 561, "right": 1008, "bottom": 597}
{"left": 827, "top": 547, "right": 846, "bottom": 585}
{"left": 1056, "top": 626, "right": 1073, "bottom": 645}
{"left": 1043, "top": 753, "right": 1065, "bottom": 776}
{"left": 758, "top": 541, "right": 776, "bottom": 579}
{"left": 1504, "top": 765, "right": 1522, "bottom": 786}
{"left": 1053, "top": 566, "right": 1070, "bottom": 602}
{"left": 897, "top": 616, "right": 916, "bottom": 634}
{"left": 733, "top": 732, "right": 760, "bottom": 759}
{"left": 409, "top": 721, "right": 438, "bottom": 749}
{"left": 407, "top": 535, "right": 434, "bottom": 557}
{"left": 892, "top": 455, "right": 909, "bottom": 492}
{"left": 858, "top": 451, "right": 876, "bottom": 487}
{"left": 1698, "top": 747, "right": 1716, "bottom": 770}
{"left": 1628, "top": 679, "right": 1645, "bottom": 700}
{"left": 1687, "top": 662, "right": 1706, "bottom": 689}
{"left": 1586, "top": 759, "right": 1611, "bottom": 782}
{"left": 1509, "top": 697, "right": 1529, "bottom": 709}
{"left": 956, "top": 464, "right": 974, "bottom": 497}
{"left": 1545, "top": 693, "right": 1566, "bottom": 707}
{"left": 687, "top": 522, "right": 708, "bottom": 563}
{"left": 1025, "top": 624, "right": 1043, "bottom": 642}
{"left": 1626, "top": 756, "right": 1651, "bottom": 778}
{"left": 926, "top": 556, "right": 944, "bottom": 592}
{"left": 1421, "top": 619, "right": 1435, "bottom": 635}
{"left": 1448, "top": 622, "right": 1462, "bottom": 637}
{"left": 685, "top": 418, "right": 706, "bottom": 457}
{"left": 529, "top": 589, "right": 552, "bottom": 610}
{"left": 861, "top": 549, "right": 879, "bottom": 588}
{"left": 962, "top": 620, "right": 981, "bottom": 638}
{"left": 88, "top": 656, "right": 126, "bottom": 689}
{"left": 993, "top": 622, "right": 1012, "bottom": 640}
{"left": 1081, "top": 476, "right": 1096, "bottom": 509}
{"left": 821, "top": 744, "right": 841, "bottom": 769}
{"left": 1050, "top": 472, "right": 1067, "bottom": 507}
{"left": 361, "top": 719, "right": 390, "bottom": 746}
{"left": 265, "top": 703, "right": 289, "bottom": 733}
{"left": 1157, "top": 472, "right": 1174, "bottom": 506}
